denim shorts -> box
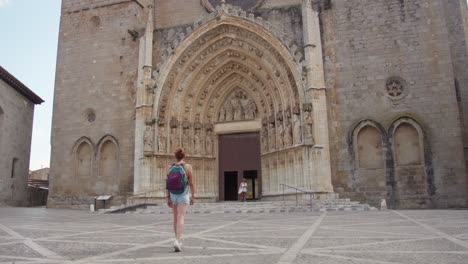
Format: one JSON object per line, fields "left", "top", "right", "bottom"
{"left": 169, "top": 187, "right": 190, "bottom": 205}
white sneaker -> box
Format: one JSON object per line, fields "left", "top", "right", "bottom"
{"left": 173, "top": 240, "right": 182, "bottom": 252}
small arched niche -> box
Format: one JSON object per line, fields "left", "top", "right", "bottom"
{"left": 357, "top": 125, "right": 384, "bottom": 169}
{"left": 350, "top": 120, "right": 387, "bottom": 206}
{"left": 390, "top": 117, "right": 431, "bottom": 208}
{"left": 97, "top": 136, "right": 120, "bottom": 194}
{"left": 394, "top": 123, "right": 422, "bottom": 166}
{"left": 98, "top": 140, "right": 119, "bottom": 178}
{"left": 75, "top": 140, "right": 94, "bottom": 181}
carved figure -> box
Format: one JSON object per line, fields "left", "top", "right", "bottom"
{"left": 205, "top": 129, "right": 213, "bottom": 156}
{"left": 170, "top": 127, "right": 180, "bottom": 150}
{"left": 194, "top": 129, "right": 201, "bottom": 154}
{"left": 269, "top": 122, "right": 276, "bottom": 151}
{"left": 304, "top": 110, "right": 314, "bottom": 143}
{"left": 245, "top": 99, "right": 257, "bottom": 120}
{"left": 232, "top": 92, "right": 243, "bottom": 120}
{"left": 218, "top": 106, "right": 226, "bottom": 122}
{"left": 285, "top": 120, "right": 293, "bottom": 146}
{"left": 261, "top": 124, "right": 268, "bottom": 152}
{"left": 225, "top": 102, "right": 233, "bottom": 121}
{"left": 293, "top": 114, "right": 302, "bottom": 144}
{"left": 144, "top": 125, "right": 153, "bottom": 153}
{"left": 277, "top": 122, "right": 284, "bottom": 148}
{"left": 158, "top": 126, "right": 167, "bottom": 153}
{"left": 182, "top": 128, "right": 191, "bottom": 150}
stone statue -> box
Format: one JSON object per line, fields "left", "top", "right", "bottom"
{"left": 285, "top": 119, "right": 293, "bottom": 146}
{"left": 293, "top": 113, "right": 302, "bottom": 144}
{"left": 218, "top": 106, "right": 226, "bottom": 122}
{"left": 158, "top": 126, "right": 167, "bottom": 153}
{"left": 225, "top": 102, "right": 233, "bottom": 121}
{"left": 170, "top": 127, "right": 180, "bottom": 150}
{"left": 269, "top": 122, "right": 276, "bottom": 151}
{"left": 182, "top": 128, "right": 191, "bottom": 150}
{"left": 245, "top": 99, "right": 257, "bottom": 120}
{"left": 304, "top": 110, "right": 314, "bottom": 143}
{"left": 232, "top": 93, "right": 242, "bottom": 120}
{"left": 143, "top": 125, "right": 153, "bottom": 154}
{"left": 261, "top": 124, "right": 268, "bottom": 152}
{"left": 205, "top": 129, "right": 213, "bottom": 155}
{"left": 277, "top": 122, "right": 284, "bottom": 148}
{"left": 194, "top": 129, "right": 201, "bottom": 154}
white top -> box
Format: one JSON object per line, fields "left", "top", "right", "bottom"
{"left": 239, "top": 182, "right": 247, "bottom": 193}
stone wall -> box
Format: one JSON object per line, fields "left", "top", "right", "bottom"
{"left": 440, "top": 0, "right": 468, "bottom": 193}
{"left": 48, "top": 0, "right": 149, "bottom": 208}
{"left": 323, "top": 0, "right": 467, "bottom": 208}
{"left": 0, "top": 79, "right": 35, "bottom": 206}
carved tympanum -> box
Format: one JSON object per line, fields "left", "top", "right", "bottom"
{"left": 217, "top": 89, "right": 257, "bottom": 122}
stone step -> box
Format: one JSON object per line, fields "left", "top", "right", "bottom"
{"left": 101, "top": 200, "right": 377, "bottom": 214}
{"left": 99, "top": 197, "right": 377, "bottom": 214}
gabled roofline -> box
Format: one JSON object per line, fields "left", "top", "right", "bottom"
{"left": 0, "top": 66, "right": 44, "bottom": 105}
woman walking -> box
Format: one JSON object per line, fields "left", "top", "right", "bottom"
{"left": 238, "top": 178, "right": 248, "bottom": 202}
{"left": 166, "top": 147, "right": 195, "bottom": 252}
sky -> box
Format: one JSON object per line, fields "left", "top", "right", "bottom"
{"left": 0, "top": 0, "right": 61, "bottom": 170}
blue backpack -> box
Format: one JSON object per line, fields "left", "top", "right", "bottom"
{"left": 166, "top": 163, "right": 187, "bottom": 194}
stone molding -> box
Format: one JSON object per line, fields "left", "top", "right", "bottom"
{"left": 154, "top": 3, "right": 305, "bottom": 84}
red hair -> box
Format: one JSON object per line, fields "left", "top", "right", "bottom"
{"left": 174, "top": 147, "right": 185, "bottom": 161}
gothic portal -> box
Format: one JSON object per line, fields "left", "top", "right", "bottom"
{"left": 134, "top": 3, "right": 334, "bottom": 202}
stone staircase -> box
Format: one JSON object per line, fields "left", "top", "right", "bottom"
{"left": 99, "top": 198, "right": 378, "bottom": 214}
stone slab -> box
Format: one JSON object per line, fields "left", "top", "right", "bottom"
{"left": 0, "top": 207, "right": 467, "bottom": 264}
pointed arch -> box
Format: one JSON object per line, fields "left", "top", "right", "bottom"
{"left": 153, "top": 14, "right": 305, "bottom": 125}
{"left": 348, "top": 120, "right": 389, "bottom": 206}
{"left": 389, "top": 117, "right": 426, "bottom": 166}
{"left": 96, "top": 135, "right": 120, "bottom": 194}
{"left": 72, "top": 137, "right": 95, "bottom": 193}
{"left": 388, "top": 116, "right": 435, "bottom": 208}
{"left": 350, "top": 120, "right": 387, "bottom": 170}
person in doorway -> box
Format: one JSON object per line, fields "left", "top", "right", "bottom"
{"left": 238, "top": 178, "right": 248, "bottom": 202}
{"left": 166, "top": 147, "right": 195, "bottom": 252}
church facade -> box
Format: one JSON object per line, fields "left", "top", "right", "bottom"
{"left": 49, "top": 0, "right": 468, "bottom": 209}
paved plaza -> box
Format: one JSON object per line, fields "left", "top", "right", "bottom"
{"left": 0, "top": 207, "right": 467, "bottom": 263}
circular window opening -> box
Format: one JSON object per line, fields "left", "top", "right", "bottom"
{"left": 385, "top": 76, "right": 408, "bottom": 100}
{"left": 84, "top": 109, "right": 96, "bottom": 124}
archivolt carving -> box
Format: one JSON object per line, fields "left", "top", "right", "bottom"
{"left": 155, "top": 5, "right": 303, "bottom": 75}
{"left": 153, "top": 10, "right": 308, "bottom": 157}
{"left": 176, "top": 40, "right": 294, "bottom": 115}
{"left": 201, "top": 0, "right": 266, "bottom": 13}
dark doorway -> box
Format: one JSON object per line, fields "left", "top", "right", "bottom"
{"left": 218, "top": 133, "right": 262, "bottom": 201}
{"left": 243, "top": 170, "right": 258, "bottom": 200}
{"left": 224, "top": 171, "right": 238, "bottom": 201}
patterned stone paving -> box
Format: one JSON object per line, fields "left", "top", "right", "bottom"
{"left": 0, "top": 207, "right": 467, "bottom": 263}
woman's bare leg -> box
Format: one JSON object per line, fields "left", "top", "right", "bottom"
{"left": 172, "top": 204, "right": 178, "bottom": 237}
{"left": 175, "top": 203, "right": 188, "bottom": 241}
